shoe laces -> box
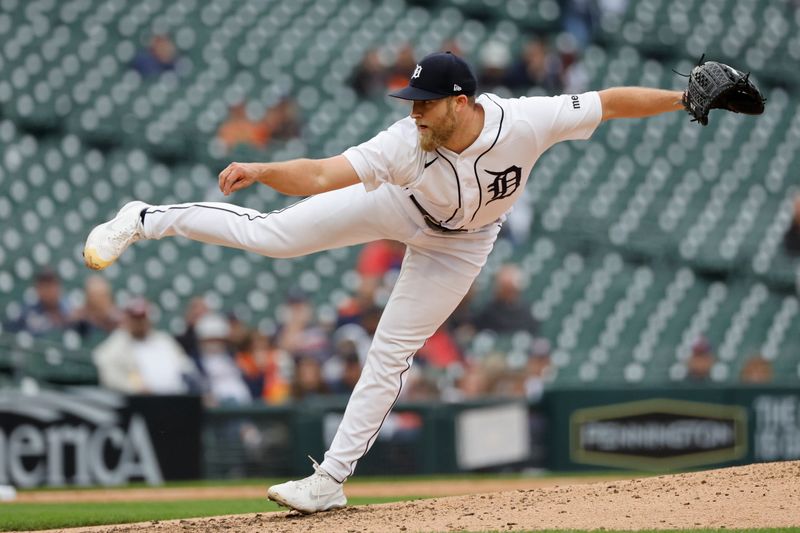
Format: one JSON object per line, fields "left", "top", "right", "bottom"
{"left": 110, "top": 212, "right": 143, "bottom": 248}
{"left": 294, "top": 456, "right": 336, "bottom": 500}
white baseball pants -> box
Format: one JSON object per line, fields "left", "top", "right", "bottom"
{"left": 142, "top": 184, "right": 499, "bottom": 482}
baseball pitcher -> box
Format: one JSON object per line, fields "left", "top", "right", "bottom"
{"left": 84, "top": 52, "right": 763, "bottom": 513}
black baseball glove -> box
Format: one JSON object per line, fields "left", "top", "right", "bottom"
{"left": 681, "top": 60, "right": 765, "bottom": 126}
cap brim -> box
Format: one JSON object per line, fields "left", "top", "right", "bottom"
{"left": 388, "top": 86, "right": 450, "bottom": 101}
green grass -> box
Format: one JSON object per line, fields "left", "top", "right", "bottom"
{"left": 14, "top": 470, "right": 643, "bottom": 493}
{"left": 0, "top": 496, "right": 411, "bottom": 531}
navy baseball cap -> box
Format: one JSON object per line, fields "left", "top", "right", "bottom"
{"left": 389, "top": 51, "right": 477, "bottom": 101}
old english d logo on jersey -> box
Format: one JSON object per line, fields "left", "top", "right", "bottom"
{"left": 485, "top": 165, "right": 521, "bottom": 204}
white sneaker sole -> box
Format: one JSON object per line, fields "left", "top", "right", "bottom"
{"left": 267, "top": 488, "right": 346, "bottom": 515}
{"left": 83, "top": 201, "right": 147, "bottom": 271}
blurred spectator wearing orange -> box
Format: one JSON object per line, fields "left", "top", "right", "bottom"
{"left": 236, "top": 330, "right": 293, "bottom": 404}
{"left": 131, "top": 34, "right": 177, "bottom": 77}
{"left": 740, "top": 355, "right": 773, "bottom": 384}
{"left": 71, "top": 275, "right": 121, "bottom": 341}
{"left": 216, "top": 102, "right": 270, "bottom": 152}
{"left": 93, "top": 298, "right": 199, "bottom": 394}
{"left": 216, "top": 99, "right": 301, "bottom": 153}
{"left": 6, "top": 267, "right": 71, "bottom": 336}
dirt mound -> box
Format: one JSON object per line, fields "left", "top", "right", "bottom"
{"left": 26, "top": 461, "right": 800, "bottom": 532}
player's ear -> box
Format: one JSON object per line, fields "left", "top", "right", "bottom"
{"left": 454, "top": 94, "right": 469, "bottom": 110}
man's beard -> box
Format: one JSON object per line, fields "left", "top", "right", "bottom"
{"left": 419, "top": 102, "right": 457, "bottom": 152}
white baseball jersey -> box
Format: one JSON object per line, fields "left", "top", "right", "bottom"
{"left": 344, "top": 91, "right": 602, "bottom": 232}
{"left": 138, "top": 90, "right": 603, "bottom": 484}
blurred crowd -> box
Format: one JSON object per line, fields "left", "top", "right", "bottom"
{"left": 7, "top": 209, "right": 791, "bottom": 407}
{"left": 3, "top": 239, "right": 557, "bottom": 405}
{"left": 350, "top": 35, "right": 589, "bottom": 102}
{"left": 126, "top": 0, "right": 608, "bottom": 155}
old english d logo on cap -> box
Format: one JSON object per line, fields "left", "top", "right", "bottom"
{"left": 389, "top": 51, "right": 477, "bottom": 101}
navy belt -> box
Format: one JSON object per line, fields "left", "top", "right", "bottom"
{"left": 409, "top": 195, "right": 467, "bottom": 233}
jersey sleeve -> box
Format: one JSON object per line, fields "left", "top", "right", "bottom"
{"left": 517, "top": 91, "right": 602, "bottom": 147}
{"left": 342, "top": 118, "right": 419, "bottom": 191}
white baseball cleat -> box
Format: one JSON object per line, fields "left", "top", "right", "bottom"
{"left": 267, "top": 458, "right": 346, "bottom": 514}
{"left": 83, "top": 201, "right": 150, "bottom": 270}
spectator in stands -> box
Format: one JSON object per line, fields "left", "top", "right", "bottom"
{"left": 335, "top": 241, "right": 403, "bottom": 331}
{"left": 400, "top": 365, "right": 441, "bottom": 401}
{"left": 323, "top": 332, "right": 363, "bottom": 389}
{"left": 291, "top": 356, "right": 330, "bottom": 400}
{"left": 478, "top": 41, "right": 513, "bottom": 92}
{"left": 557, "top": 32, "right": 590, "bottom": 93}
{"left": 6, "top": 267, "right": 71, "bottom": 336}
{"left": 326, "top": 353, "right": 362, "bottom": 395}
{"left": 453, "top": 363, "right": 494, "bottom": 400}
{"left": 386, "top": 44, "right": 417, "bottom": 93}
{"left": 216, "top": 102, "right": 271, "bottom": 153}
{"left": 236, "top": 330, "right": 293, "bottom": 404}
{"left": 175, "top": 296, "right": 209, "bottom": 358}
{"left": 475, "top": 264, "right": 538, "bottom": 334}
{"left": 262, "top": 97, "right": 302, "bottom": 142}
{"left": 505, "top": 38, "right": 563, "bottom": 93}
{"left": 350, "top": 50, "right": 388, "bottom": 98}
{"left": 416, "top": 325, "right": 463, "bottom": 369}
{"left": 491, "top": 338, "right": 552, "bottom": 400}
{"left": 226, "top": 311, "right": 251, "bottom": 353}
{"left": 686, "top": 336, "right": 715, "bottom": 382}
{"left": 131, "top": 34, "right": 177, "bottom": 77}
{"left": 523, "top": 338, "right": 552, "bottom": 402}
{"left": 194, "top": 313, "right": 252, "bottom": 406}
{"left": 358, "top": 240, "right": 406, "bottom": 281}
{"left": 447, "top": 282, "right": 479, "bottom": 346}
{"left": 93, "top": 298, "right": 199, "bottom": 394}
{"left": 560, "top": 0, "right": 600, "bottom": 50}
{"left": 740, "top": 354, "right": 773, "bottom": 384}
{"left": 277, "top": 290, "right": 331, "bottom": 362}
{"left": 216, "top": 99, "right": 302, "bottom": 154}
{"left": 441, "top": 39, "right": 464, "bottom": 58}
{"left": 356, "top": 239, "right": 406, "bottom": 305}
{"left": 71, "top": 275, "right": 121, "bottom": 342}
{"left": 783, "top": 193, "right": 800, "bottom": 256}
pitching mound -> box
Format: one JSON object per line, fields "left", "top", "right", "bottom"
{"left": 35, "top": 461, "right": 800, "bottom": 532}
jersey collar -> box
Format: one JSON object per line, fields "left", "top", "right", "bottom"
{"left": 438, "top": 93, "right": 501, "bottom": 158}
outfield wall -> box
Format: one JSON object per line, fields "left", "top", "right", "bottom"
{"left": 2, "top": 387, "right": 799, "bottom": 487}
{"left": 204, "top": 387, "right": 800, "bottom": 478}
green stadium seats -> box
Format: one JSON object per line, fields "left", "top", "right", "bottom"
{"left": 0, "top": 0, "right": 797, "bottom": 387}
